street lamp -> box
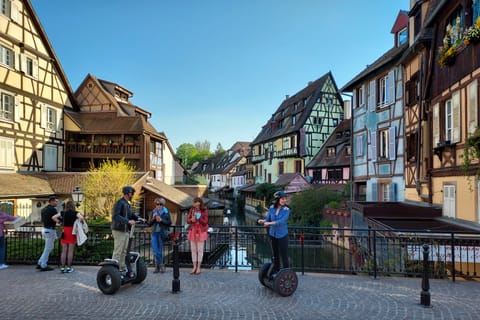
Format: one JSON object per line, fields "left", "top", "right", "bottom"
{"left": 72, "top": 186, "right": 84, "bottom": 208}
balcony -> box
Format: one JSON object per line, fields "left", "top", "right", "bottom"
{"left": 66, "top": 141, "right": 141, "bottom": 156}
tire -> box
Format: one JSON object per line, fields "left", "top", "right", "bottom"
{"left": 132, "top": 258, "right": 147, "bottom": 284}
{"left": 97, "top": 265, "right": 122, "bottom": 295}
{"left": 258, "top": 262, "right": 271, "bottom": 287}
{"left": 274, "top": 269, "right": 298, "bottom": 297}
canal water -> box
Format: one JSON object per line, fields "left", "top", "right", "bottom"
{"left": 209, "top": 208, "right": 351, "bottom": 272}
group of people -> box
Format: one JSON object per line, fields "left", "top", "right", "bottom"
{"left": 1, "top": 186, "right": 292, "bottom": 278}
{"left": 36, "top": 196, "right": 86, "bottom": 272}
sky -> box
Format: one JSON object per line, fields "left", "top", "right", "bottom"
{"left": 30, "top": 0, "right": 410, "bottom": 152}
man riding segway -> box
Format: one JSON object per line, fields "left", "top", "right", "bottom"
{"left": 97, "top": 186, "right": 147, "bottom": 294}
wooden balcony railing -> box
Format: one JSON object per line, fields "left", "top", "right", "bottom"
{"left": 66, "top": 142, "right": 140, "bottom": 155}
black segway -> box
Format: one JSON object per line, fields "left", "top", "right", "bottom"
{"left": 97, "top": 222, "right": 147, "bottom": 294}
{"left": 257, "top": 219, "right": 298, "bottom": 297}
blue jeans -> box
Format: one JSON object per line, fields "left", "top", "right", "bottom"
{"left": 151, "top": 232, "right": 163, "bottom": 265}
{"left": 38, "top": 228, "right": 57, "bottom": 268}
{"left": 0, "top": 236, "right": 6, "bottom": 265}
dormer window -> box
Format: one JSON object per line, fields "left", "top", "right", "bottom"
{"left": 327, "top": 147, "right": 336, "bottom": 157}
{"left": 397, "top": 27, "right": 407, "bottom": 46}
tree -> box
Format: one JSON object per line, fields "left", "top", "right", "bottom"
{"left": 176, "top": 143, "right": 197, "bottom": 168}
{"left": 215, "top": 143, "right": 224, "bottom": 154}
{"left": 289, "top": 187, "right": 342, "bottom": 226}
{"left": 255, "top": 183, "right": 283, "bottom": 210}
{"left": 82, "top": 159, "right": 139, "bottom": 221}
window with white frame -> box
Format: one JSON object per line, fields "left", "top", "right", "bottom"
{"left": 445, "top": 98, "right": 453, "bottom": 142}
{"left": 292, "top": 114, "right": 296, "bottom": 126}
{"left": 397, "top": 27, "right": 408, "bottom": 46}
{"left": 21, "top": 54, "right": 38, "bottom": 79}
{"left": 41, "top": 104, "right": 58, "bottom": 132}
{"left": 443, "top": 184, "right": 456, "bottom": 218}
{"left": 0, "top": 44, "right": 14, "bottom": 68}
{"left": 0, "top": 136, "right": 14, "bottom": 169}
{"left": 379, "top": 129, "right": 389, "bottom": 159}
{"left": 355, "top": 133, "right": 364, "bottom": 156}
{"left": 376, "top": 70, "right": 395, "bottom": 108}
{"left": 0, "top": 91, "right": 14, "bottom": 121}
{"left": 381, "top": 183, "right": 391, "bottom": 201}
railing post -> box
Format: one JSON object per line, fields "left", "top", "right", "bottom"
{"left": 171, "top": 236, "right": 180, "bottom": 293}
{"left": 234, "top": 226, "right": 238, "bottom": 273}
{"left": 420, "top": 244, "right": 431, "bottom": 307}
{"left": 372, "top": 229, "right": 377, "bottom": 279}
{"left": 451, "top": 233, "right": 456, "bottom": 282}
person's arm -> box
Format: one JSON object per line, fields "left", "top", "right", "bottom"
{"left": 186, "top": 209, "right": 194, "bottom": 224}
{"left": 160, "top": 208, "right": 172, "bottom": 226}
{"left": 76, "top": 212, "right": 85, "bottom": 223}
{"left": 272, "top": 207, "right": 290, "bottom": 226}
{"left": 52, "top": 212, "right": 62, "bottom": 225}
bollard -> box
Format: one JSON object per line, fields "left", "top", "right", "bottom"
{"left": 171, "top": 237, "right": 181, "bottom": 293}
{"left": 420, "top": 244, "right": 431, "bottom": 307}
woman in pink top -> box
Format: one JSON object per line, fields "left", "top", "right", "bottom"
{"left": 186, "top": 197, "right": 208, "bottom": 275}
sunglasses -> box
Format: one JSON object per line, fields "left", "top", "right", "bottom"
{"left": 155, "top": 203, "right": 163, "bottom": 206}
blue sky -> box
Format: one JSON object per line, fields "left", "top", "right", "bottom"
{"left": 30, "top": 0, "right": 409, "bottom": 151}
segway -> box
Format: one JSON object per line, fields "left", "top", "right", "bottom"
{"left": 97, "top": 222, "right": 148, "bottom": 294}
{"left": 257, "top": 219, "right": 298, "bottom": 297}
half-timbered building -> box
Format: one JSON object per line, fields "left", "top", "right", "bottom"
{"left": 251, "top": 72, "right": 344, "bottom": 184}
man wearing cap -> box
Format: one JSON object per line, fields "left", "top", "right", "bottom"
{"left": 37, "top": 196, "right": 59, "bottom": 271}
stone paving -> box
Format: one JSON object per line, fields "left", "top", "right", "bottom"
{"left": 1, "top": 265, "right": 479, "bottom": 320}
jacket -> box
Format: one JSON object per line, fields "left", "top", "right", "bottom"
{"left": 265, "top": 204, "right": 290, "bottom": 239}
{"left": 72, "top": 219, "right": 88, "bottom": 246}
{"left": 111, "top": 197, "right": 141, "bottom": 232}
{"left": 149, "top": 207, "right": 172, "bottom": 233}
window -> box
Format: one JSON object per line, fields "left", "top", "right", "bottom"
{"left": 379, "top": 75, "right": 389, "bottom": 106}
{"left": 278, "top": 161, "right": 284, "bottom": 175}
{"left": 346, "top": 145, "right": 352, "bottom": 156}
{"left": 332, "top": 119, "right": 338, "bottom": 127}
{"left": 445, "top": 98, "right": 453, "bottom": 142}
{"left": 41, "top": 104, "right": 58, "bottom": 132}
{"left": 327, "top": 147, "right": 336, "bottom": 157}
{"left": 446, "top": 7, "right": 464, "bottom": 45}
{"left": 377, "top": 70, "right": 395, "bottom": 107}
{"left": 0, "top": 44, "right": 14, "bottom": 68}
{"left": 405, "top": 73, "right": 418, "bottom": 107}
{"left": 303, "top": 98, "right": 308, "bottom": 106}
{"left": 443, "top": 184, "right": 456, "bottom": 218}
{"left": 381, "top": 183, "right": 391, "bottom": 201}
{"left": 43, "top": 144, "right": 58, "bottom": 171}
{"left": 397, "top": 27, "right": 408, "bottom": 46}
{"left": 292, "top": 114, "right": 296, "bottom": 126}
{"left": 474, "top": 0, "right": 480, "bottom": 22}
{"left": 355, "top": 134, "right": 364, "bottom": 156}
{"left": 295, "top": 160, "right": 302, "bottom": 173}
{"left": 379, "top": 129, "right": 389, "bottom": 159}
{"left": 21, "top": 54, "right": 38, "bottom": 79}
{"left": 0, "top": 91, "right": 14, "bottom": 121}
{"left": 0, "top": 136, "right": 14, "bottom": 169}
{"left": 372, "top": 127, "right": 396, "bottom": 161}
{"left": 406, "top": 132, "right": 418, "bottom": 162}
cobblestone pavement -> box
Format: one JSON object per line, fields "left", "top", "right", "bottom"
{"left": 1, "top": 265, "right": 479, "bottom": 320}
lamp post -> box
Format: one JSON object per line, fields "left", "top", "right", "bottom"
{"left": 72, "top": 186, "right": 84, "bottom": 209}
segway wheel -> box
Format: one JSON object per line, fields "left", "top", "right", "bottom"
{"left": 97, "top": 265, "right": 122, "bottom": 294}
{"left": 132, "top": 258, "right": 147, "bottom": 284}
{"left": 273, "top": 269, "right": 298, "bottom": 297}
{"left": 258, "top": 262, "right": 271, "bottom": 287}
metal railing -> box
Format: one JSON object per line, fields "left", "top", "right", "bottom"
{"left": 5, "top": 225, "right": 480, "bottom": 281}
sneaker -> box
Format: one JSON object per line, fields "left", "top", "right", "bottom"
{"left": 40, "top": 266, "right": 54, "bottom": 271}
{"left": 66, "top": 266, "right": 74, "bottom": 273}
{"left": 60, "top": 266, "right": 66, "bottom": 273}
{"left": 36, "top": 264, "right": 41, "bottom": 269}
{"left": 0, "top": 264, "right": 8, "bottom": 270}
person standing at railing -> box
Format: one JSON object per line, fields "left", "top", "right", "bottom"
{"left": 52, "top": 200, "right": 85, "bottom": 273}
{"left": 149, "top": 197, "right": 171, "bottom": 274}
{"left": 37, "top": 196, "right": 59, "bottom": 271}
{"left": 186, "top": 197, "right": 209, "bottom": 275}
{"left": 0, "top": 211, "right": 16, "bottom": 270}
{"left": 258, "top": 191, "right": 290, "bottom": 274}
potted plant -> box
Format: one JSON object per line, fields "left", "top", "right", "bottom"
{"left": 461, "top": 127, "right": 480, "bottom": 186}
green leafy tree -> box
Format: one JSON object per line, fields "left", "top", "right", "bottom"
{"left": 289, "top": 187, "right": 342, "bottom": 226}
{"left": 255, "top": 183, "right": 283, "bottom": 209}
{"left": 215, "top": 143, "right": 225, "bottom": 154}
{"left": 176, "top": 143, "right": 197, "bottom": 168}
{"left": 82, "top": 159, "right": 138, "bottom": 221}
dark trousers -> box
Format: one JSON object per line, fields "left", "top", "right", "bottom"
{"left": 270, "top": 235, "right": 289, "bottom": 271}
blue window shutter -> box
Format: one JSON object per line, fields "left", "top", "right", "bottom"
{"left": 371, "top": 183, "right": 378, "bottom": 201}
{"left": 388, "top": 126, "right": 396, "bottom": 160}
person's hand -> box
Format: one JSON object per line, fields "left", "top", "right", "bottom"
{"left": 257, "top": 219, "right": 265, "bottom": 225}
{"left": 128, "top": 219, "right": 136, "bottom": 225}
{"left": 155, "top": 215, "right": 161, "bottom": 222}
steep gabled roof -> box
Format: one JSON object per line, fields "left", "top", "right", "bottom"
{"left": 306, "top": 119, "right": 351, "bottom": 169}
{"left": 252, "top": 72, "right": 337, "bottom": 144}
